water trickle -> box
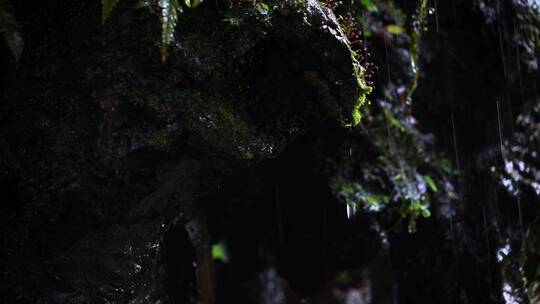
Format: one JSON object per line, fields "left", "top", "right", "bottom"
{"left": 383, "top": 34, "right": 391, "bottom": 83}
{"left": 496, "top": 0, "right": 507, "bottom": 78}
{"left": 496, "top": 99, "right": 506, "bottom": 161}
{"left": 451, "top": 113, "right": 460, "bottom": 171}
{"left": 517, "top": 197, "right": 524, "bottom": 244}
{"left": 449, "top": 113, "right": 460, "bottom": 257}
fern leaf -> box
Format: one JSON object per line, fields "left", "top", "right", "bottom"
{"left": 159, "top": 0, "right": 180, "bottom": 62}
{"left": 184, "top": 0, "right": 202, "bottom": 8}
{"left": 3, "top": 29, "right": 23, "bottom": 62}
{"left": 0, "top": 1, "right": 23, "bottom": 62}
{"left": 102, "top": 0, "right": 120, "bottom": 23}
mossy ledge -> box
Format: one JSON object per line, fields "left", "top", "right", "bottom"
{"left": 0, "top": 0, "right": 372, "bottom": 303}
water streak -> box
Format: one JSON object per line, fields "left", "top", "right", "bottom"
{"left": 451, "top": 113, "right": 460, "bottom": 171}
{"left": 496, "top": 0, "right": 507, "bottom": 78}
{"left": 496, "top": 99, "right": 505, "bottom": 161}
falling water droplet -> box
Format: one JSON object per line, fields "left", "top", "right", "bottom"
{"left": 451, "top": 113, "right": 460, "bottom": 171}
{"left": 346, "top": 203, "right": 357, "bottom": 220}
{"left": 383, "top": 34, "right": 391, "bottom": 83}
{"left": 517, "top": 197, "right": 524, "bottom": 245}
{"left": 496, "top": 99, "right": 505, "bottom": 161}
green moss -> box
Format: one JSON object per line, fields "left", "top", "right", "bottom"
{"left": 350, "top": 96, "right": 364, "bottom": 126}
{"left": 216, "top": 105, "right": 247, "bottom": 135}
{"left": 146, "top": 129, "right": 172, "bottom": 150}
{"left": 211, "top": 243, "right": 227, "bottom": 261}
{"left": 340, "top": 61, "right": 373, "bottom": 126}
{"left": 331, "top": 179, "right": 390, "bottom": 212}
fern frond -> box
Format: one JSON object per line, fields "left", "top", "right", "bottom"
{"left": 159, "top": 0, "right": 180, "bottom": 62}
{"left": 0, "top": 1, "right": 23, "bottom": 62}
{"left": 2, "top": 29, "right": 23, "bottom": 61}
{"left": 102, "top": 0, "right": 120, "bottom": 23}
{"left": 184, "top": 0, "right": 202, "bottom": 8}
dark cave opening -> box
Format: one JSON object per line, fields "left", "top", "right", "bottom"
{"left": 195, "top": 124, "right": 387, "bottom": 302}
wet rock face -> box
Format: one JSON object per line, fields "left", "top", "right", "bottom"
{"left": 85, "top": 0, "right": 369, "bottom": 163}
{"left": 0, "top": 0, "right": 369, "bottom": 303}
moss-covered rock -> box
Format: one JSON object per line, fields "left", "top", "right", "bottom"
{"left": 0, "top": 0, "right": 371, "bottom": 303}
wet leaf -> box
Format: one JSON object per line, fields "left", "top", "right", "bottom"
{"left": 260, "top": 2, "right": 270, "bottom": 12}
{"left": 184, "top": 0, "right": 202, "bottom": 8}
{"left": 102, "top": 0, "right": 120, "bottom": 23}
{"left": 211, "top": 243, "right": 227, "bottom": 261}
{"left": 383, "top": 108, "right": 406, "bottom": 132}
{"left": 386, "top": 24, "right": 405, "bottom": 35}
{"left": 160, "top": 0, "right": 181, "bottom": 62}
{"left": 359, "top": 0, "right": 377, "bottom": 11}
{"left": 337, "top": 271, "right": 352, "bottom": 284}
{"left": 423, "top": 175, "right": 438, "bottom": 192}
{"left": 0, "top": 2, "right": 23, "bottom": 62}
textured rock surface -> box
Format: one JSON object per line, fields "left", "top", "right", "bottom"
{"left": 0, "top": 0, "right": 369, "bottom": 303}
{"left": 2, "top": 0, "right": 540, "bottom": 303}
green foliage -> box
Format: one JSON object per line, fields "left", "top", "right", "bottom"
{"left": 328, "top": 0, "right": 459, "bottom": 229}
{"left": 400, "top": 198, "right": 430, "bottom": 232}
{"left": 0, "top": 0, "right": 23, "bottom": 62}
{"left": 184, "top": 0, "right": 202, "bottom": 8}
{"left": 332, "top": 180, "right": 390, "bottom": 212}
{"left": 159, "top": 0, "right": 181, "bottom": 62}
{"left": 211, "top": 243, "right": 227, "bottom": 261}
{"left": 385, "top": 24, "right": 405, "bottom": 35}
{"left": 339, "top": 0, "right": 462, "bottom": 219}
{"left": 498, "top": 101, "right": 540, "bottom": 197}
{"left": 423, "top": 175, "right": 437, "bottom": 192}
{"left": 383, "top": 108, "right": 405, "bottom": 132}
{"left": 337, "top": 271, "right": 352, "bottom": 284}
{"left": 407, "top": 0, "right": 428, "bottom": 99}
{"left": 358, "top": 0, "right": 377, "bottom": 11}
{"left": 376, "top": 106, "right": 453, "bottom": 230}
{"left": 330, "top": 96, "right": 457, "bottom": 232}
{"left": 101, "top": 0, "right": 204, "bottom": 61}
{"left": 102, "top": 0, "right": 120, "bottom": 23}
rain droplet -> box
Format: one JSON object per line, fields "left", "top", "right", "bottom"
{"left": 428, "top": 7, "right": 436, "bottom": 15}
{"left": 405, "top": 97, "right": 412, "bottom": 106}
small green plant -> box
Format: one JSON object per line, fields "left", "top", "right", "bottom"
{"left": 407, "top": 0, "right": 428, "bottom": 99}
{"left": 0, "top": 0, "right": 23, "bottom": 62}
{"left": 102, "top": 0, "right": 203, "bottom": 62}
{"left": 337, "top": 271, "right": 352, "bottom": 284}
{"left": 211, "top": 243, "right": 227, "bottom": 262}
{"left": 358, "top": 0, "right": 377, "bottom": 11}
{"left": 102, "top": 0, "right": 120, "bottom": 23}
